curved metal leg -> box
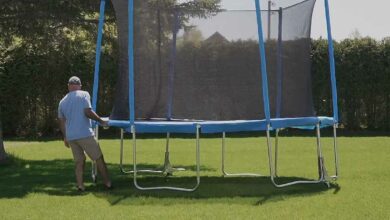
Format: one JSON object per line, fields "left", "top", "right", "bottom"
{"left": 330, "top": 124, "right": 339, "bottom": 180}
{"left": 274, "top": 129, "right": 279, "bottom": 177}
{"left": 222, "top": 132, "right": 262, "bottom": 177}
{"left": 119, "top": 130, "right": 185, "bottom": 175}
{"left": 133, "top": 125, "right": 201, "bottom": 191}
{"left": 91, "top": 126, "right": 99, "bottom": 183}
{"left": 119, "top": 128, "right": 133, "bottom": 174}
{"left": 267, "top": 124, "right": 331, "bottom": 188}
{"left": 119, "top": 128, "right": 163, "bottom": 174}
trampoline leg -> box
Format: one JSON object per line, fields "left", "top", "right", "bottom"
{"left": 119, "top": 128, "right": 162, "bottom": 174}
{"left": 274, "top": 129, "right": 279, "bottom": 177}
{"left": 221, "top": 132, "right": 262, "bottom": 177}
{"left": 330, "top": 124, "right": 339, "bottom": 180}
{"left": 266, "top": 126, "right": 275, "bottom": 180}
{"left": 162, "top": 132, "right": 185, "bottom": 176}
{"left": 267, "top": 124, "right": 331, "bottom": 188}
{"left": 119, "top": 128, "right": 131, "bottom": 174}
{"left": 316, "top": 123, "right": 330, "bottom": 185}
{"left": 163, "top": 133, "right": 174, "bottom": 176}
{"left": 133, "top": 125, "right": 201, "bottom": 191}
{"left": 91, "top": 126, "right": 99, "bottom": 183}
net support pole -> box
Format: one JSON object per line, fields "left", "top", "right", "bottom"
{"left": 92, "top": 0, "right": 106, "bottom": 126}
{"left": 276, "top": 7, "right": 283, "bottom": 118}
{"left": 255, "top": 0, "right": 271, "bottom": 124}
{"left": 128, "top": 0, "right": 135, "bottom": 125}
{"left": 267, "top": 1, "right": 271, "bottom": 40}
{"left": 167, "top": 9, "right": 179, "bottom": 120}
{"left": 325, "top": 0, "right": 339, "bottom": 180}
{"left": 324, "top": 0, "right": 338, "bottom": 123}
{"left": 90, "top": 0, "right": 105, "bottom": 183}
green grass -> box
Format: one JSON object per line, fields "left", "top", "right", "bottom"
{"left": 1, "top": 135, "right": 389, "bottom": 219}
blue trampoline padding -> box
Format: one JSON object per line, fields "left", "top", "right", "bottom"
{"left": 108, "top": 120, "right": 198, "bottom": 133}
{"left": 200, "top": 120, "right": 267, "bottom": 133}
{"left": 107, "top": 119, "right": 267, "bottom": 133}
{"left": 104, "top": 117, "right": 335, "bottom": 134}
{"left": 270, "top": 117, "right": 335, "bottom": 129}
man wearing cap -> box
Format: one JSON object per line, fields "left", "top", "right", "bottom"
{"left": 58, "top": 76, "right": 112, "bottom": 191}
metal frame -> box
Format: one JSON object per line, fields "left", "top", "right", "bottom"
{"left": 274, "top": 128, "right": 279, "bottom": 177}
{"left": 119, "top": 128, "right": 160, "bottom": 174}
{"left": 266, "top": 123, "right": 339, "bottom": 188}
{"left": 131, "top": 125, "right": 201, "bottom": 191}
{"left": 330, "top": 124, "right": 339, "bottom": 180}
{"left": 255, "top": 0, "right": 339, "bottom": 188}
{"left": 91, "top": 126, "right": 99, "bottom": 183}
{"left": 163, "top": 132, "right": 186, "bottom": 175}
{"left": 88, "top": 0, "right": 340, "bottom": 191}
{"left": 221, "top": 132, "right": 262, "bottom": 177}
{"left": 119, "top": 129, "right": 185, "bottom": 175}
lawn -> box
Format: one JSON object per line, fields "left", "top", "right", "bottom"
{"left": 0, "top": 134, "right": 389, "bottom": 219}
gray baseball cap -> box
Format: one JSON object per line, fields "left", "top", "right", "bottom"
{"left": 68, "top": 76, "right": 81, "bottom": 85}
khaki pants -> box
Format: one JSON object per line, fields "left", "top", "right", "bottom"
{"left": 68, "top": 136, "right": 103, "bottom": 162}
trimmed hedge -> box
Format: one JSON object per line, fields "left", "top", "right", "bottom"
{"left": 312, "top": 38, "right": 390, "bottom": 131}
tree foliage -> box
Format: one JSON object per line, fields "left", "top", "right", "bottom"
{"left": 0, "top": 0, "right": 118, "bottom": 137}
{"left": 0, "top": 109, "right": 6, "bottom": 162}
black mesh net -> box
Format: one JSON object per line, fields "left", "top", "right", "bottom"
{"left": 110, "top": 0, "right": 316, "bottom": 121}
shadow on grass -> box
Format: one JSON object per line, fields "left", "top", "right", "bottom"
{"left": 6, "top": 126, "right": 390, "bottom": 142}
{"left": 0, "top": 156, "right": 340, "bottom": 206}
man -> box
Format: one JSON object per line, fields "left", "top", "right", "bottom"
{"left": 58, "top": 76, "right": 112, "bottom": 191}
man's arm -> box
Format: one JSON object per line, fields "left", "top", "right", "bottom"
{"left": 58, "top": 118, "right": 69, "bottom": 148}
{"left": 84, "top": 108, "right": 108, "bottom": 126}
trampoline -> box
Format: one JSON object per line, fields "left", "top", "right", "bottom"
{"left": 91, "top": 0, "right": 339, "bottom": 191}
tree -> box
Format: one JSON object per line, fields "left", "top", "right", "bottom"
{"left": 0, "top": 109, "right": 7, "bottom": 164}
{"left": 0, "top": 0, "right": 118, "bottom": 137}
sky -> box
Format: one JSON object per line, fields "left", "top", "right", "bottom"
{"left": 220, "top": 0, "right": 390, "bottom": 40}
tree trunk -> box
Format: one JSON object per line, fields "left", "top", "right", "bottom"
{"left": 0, "top": 116, "right": 7, "bottom": 164}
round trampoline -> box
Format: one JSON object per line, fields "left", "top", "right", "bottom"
{"left": 91, "top": 0, "right": 339, "bottom": 191}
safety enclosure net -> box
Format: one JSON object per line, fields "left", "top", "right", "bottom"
{"left": 110, "top": 0, "right": 316, "bottom": 121}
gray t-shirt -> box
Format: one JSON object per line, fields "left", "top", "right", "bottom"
{"left": 58, "top": 90, "right": 94, "bottom": 141}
